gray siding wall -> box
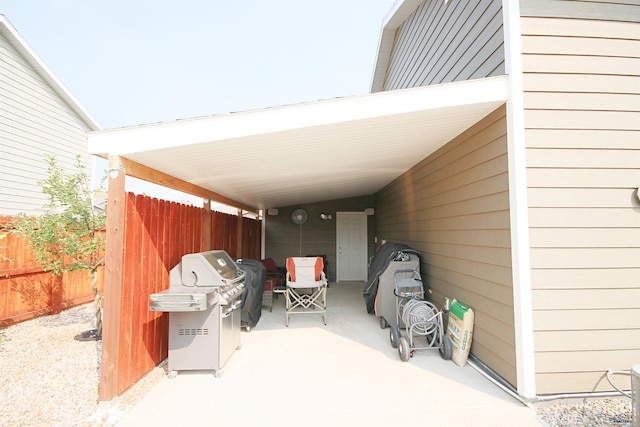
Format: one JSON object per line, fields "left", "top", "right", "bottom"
{"left": 520, "top": 2, "right": 640, "bottom": 394}
{"left": 0, "top": 32, "right": 92, "bottom": 216}
{"left": 264, "top": 195, "right": 375, "bottom": 282}
{"left": 383, "top": 0, "right": 505, "bottom": 91}
{"left": 374, "top": 107, "right": 517, "bottom": 385}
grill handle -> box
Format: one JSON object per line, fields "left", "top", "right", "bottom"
{"left": 149, "top": 300, "right": 204, "bottom": 311}
{"left": 222, "top": 300, "right": 242, "bottom": 317}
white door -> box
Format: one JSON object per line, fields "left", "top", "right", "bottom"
{"left": 336, "top": 212, "right": 367, "bottom": 282}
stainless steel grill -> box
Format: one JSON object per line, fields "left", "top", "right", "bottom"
{"left": 149, "top": 250, "right": 245, "bottom": 378}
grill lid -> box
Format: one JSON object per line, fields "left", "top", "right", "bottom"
{"left": 180, "top": 250, "right": 243, "bottom": 287}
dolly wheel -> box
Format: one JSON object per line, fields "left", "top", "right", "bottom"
{"left": 398, "top": 337, "right": 411, "bottom": 362}
{"left": 439, "top": 334, "right": 453, "bottom": 360}
{"left": 379, "top": 317, "right": 388, "bottom": 329}
{"left": 390, "top": 326, "right": 400, "bottom": 349}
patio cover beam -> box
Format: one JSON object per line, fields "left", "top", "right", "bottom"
{"left": 117, "top": 156, "right": 257, "bottom": 214}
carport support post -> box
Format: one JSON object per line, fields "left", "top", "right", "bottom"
{"left": 99, "top": 155, "right": 126, "bottom": 402}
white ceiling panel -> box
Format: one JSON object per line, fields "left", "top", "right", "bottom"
{"left": 88, "top": 77, "right": 509, "bottom": 211}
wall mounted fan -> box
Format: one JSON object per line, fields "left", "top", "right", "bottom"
{"left": 291, "top": 209, "right": 308, "bottom": 256}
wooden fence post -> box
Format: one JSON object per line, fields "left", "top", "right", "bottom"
{"left": 237, "top": 210, "right": 243, "bottom": 257}
{"left": 203, "top": 199, "right": 211, "bottom": 251}
{"left": 51, "top": 273, "right": 63, "bottom": 314}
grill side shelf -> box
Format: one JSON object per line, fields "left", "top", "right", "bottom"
{"left": 149, "top": 290, "right": 219, "bottom": 312}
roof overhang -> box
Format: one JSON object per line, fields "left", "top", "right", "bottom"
{"left": 88, "top": 76, "right": 509, "bottom": 211}
{"left": 0, "top": 15, "right": 101, "bottom": 131}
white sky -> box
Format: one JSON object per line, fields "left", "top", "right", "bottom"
{"left": 2, "top": 0, "right": 396, "bottom": 129}
{"left": 1, "top": 0, "right": 397, "bottom": 208}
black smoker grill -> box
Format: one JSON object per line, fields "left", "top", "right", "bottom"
{"left": 149, "top": 250, "right": 246, "bottom": 378}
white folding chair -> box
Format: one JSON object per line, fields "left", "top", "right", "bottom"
{"left": 285, "top": 257, "right": 328, "bottom": 326}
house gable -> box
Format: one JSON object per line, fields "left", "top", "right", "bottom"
{"left": 371, "top": 0, "right": 505, "bottom": 92}
{"left": 0, "top": 16, "right": 100, "bottom": 215}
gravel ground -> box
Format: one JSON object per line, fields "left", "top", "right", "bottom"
{"left": 536, "top": 398, "right": 632, "bottom": 426}
{"left": 0, "top": 304, "right": 634, "bottom": 426}
{"left": 0, "top": 304, "right": 165, "bottom": 427}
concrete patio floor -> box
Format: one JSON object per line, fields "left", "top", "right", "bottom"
{"left": 113, "top": 281, "right": 544, "bottom": 426}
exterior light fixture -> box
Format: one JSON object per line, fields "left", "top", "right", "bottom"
{"left": 107, "top": 160, "right": 125, "bottom": 179}
{"left": 108, "top": 166, "right": 124, "bottom": 179}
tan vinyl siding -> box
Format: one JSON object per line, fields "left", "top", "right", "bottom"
{"left": 374, "top": 106, "right": 517, "bottom": 385}
{"left": 383, "top": 0, "right": 505, "bottom": 91}
{"left": 520, "top": 11, "right": 640, "bottom": 394}
{"left": 0, "top": 32, "right": 92, "bottom": 216}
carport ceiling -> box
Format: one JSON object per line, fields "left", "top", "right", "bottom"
{"left": 88, "top": 76, "right": 508, "bottom": 211}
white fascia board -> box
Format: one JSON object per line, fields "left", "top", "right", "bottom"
{"left": 502, "top": 0, "right": 536, "bottom": 399}
{"left": 370, "top": 0, "right": 425, "bottom": 92}
{"left": 369, "top": 27, "right": 396, "bottom": 93}
{"left": 88, "top": 76, "right": 509, "bottom": 156}
{"left": 0, "top": 15, "right": 101, "bottom": 131}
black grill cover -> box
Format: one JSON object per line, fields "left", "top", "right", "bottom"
{"left": 235, "top": 258, "right": 266, "bottom": 329}
{"left": 363, "top": 242, "right": 422, "bottom": 313}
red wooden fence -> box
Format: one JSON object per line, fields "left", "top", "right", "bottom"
{"left": 113, "top": 194, "right": 261, "bottom": 395}
{"left": 0, "top": 216, "right": 103, "bottom": 327}
{"left": 241, "top": 216, "right": 262, "bottom": 259}
{"left": 1, "top": 195, "right": 261, "bottom": 396}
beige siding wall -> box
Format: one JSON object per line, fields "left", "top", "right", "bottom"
{"left": 521, "top": 10, "right": 640, "bottom": 394}
{"left": 383, "top": 0, "right": 505, "bottom": 91}
{"left": 0, "top": 33, "right": 92, "bottom": 216}
{"left": 374, "top": 106, "right": 517, "bottom": 385}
